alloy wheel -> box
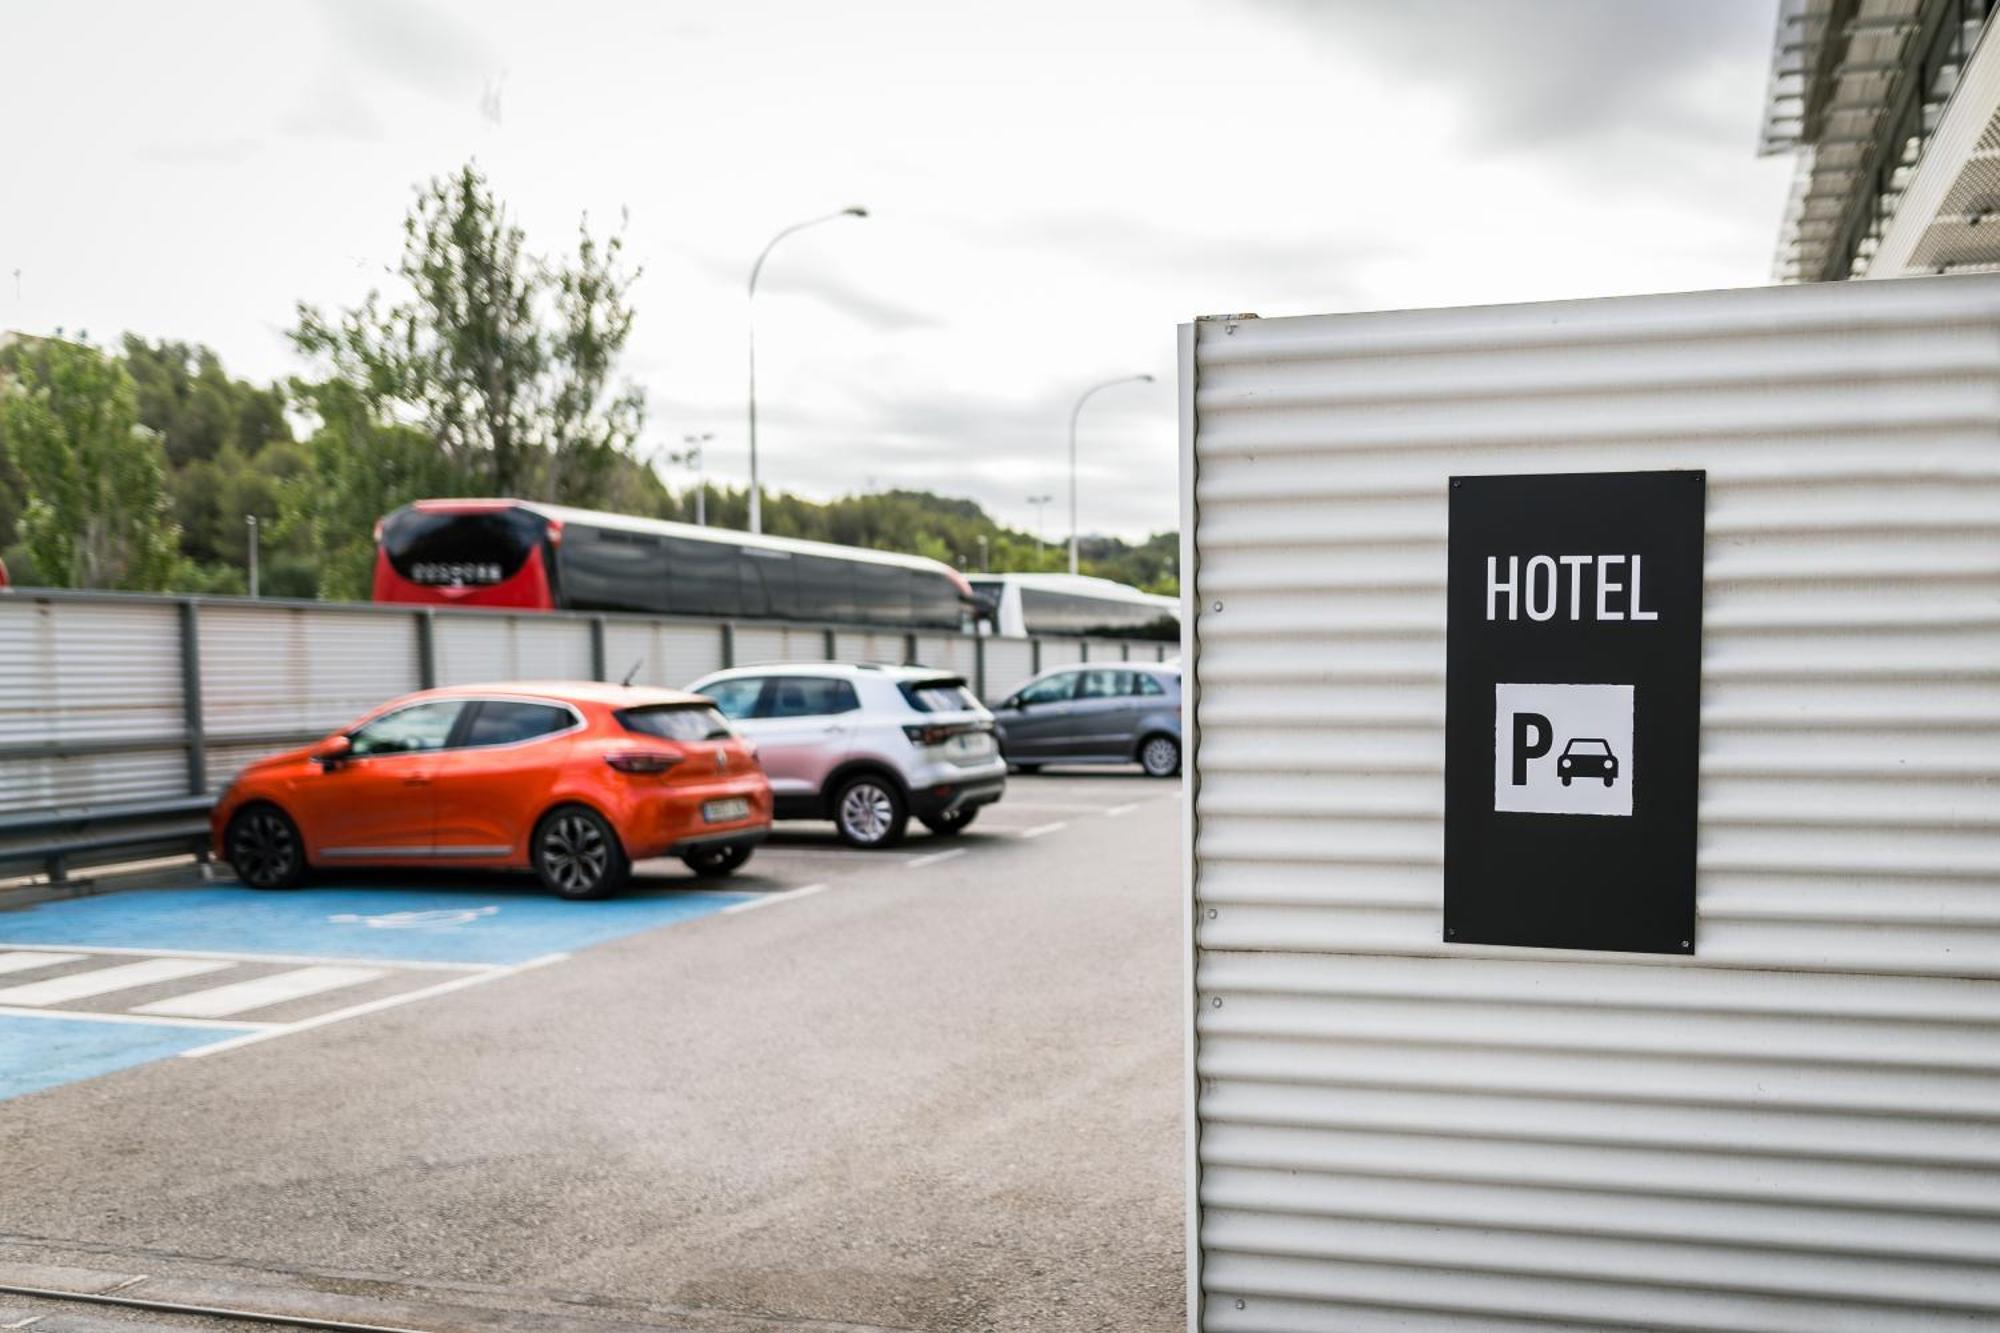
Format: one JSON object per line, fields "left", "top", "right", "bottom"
{"left": 229, "top": 810, "right": 298, "bottom": 887}
{"left": 839, "top": 782, "right": 896, "bottom": 844}
{"left": 541, "top": 813, "right": 610, "bottom": 894}
{"left": 1142, "top": 737, "right": 1180, "bottom": 777}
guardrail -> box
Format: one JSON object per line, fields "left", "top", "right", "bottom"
{"left": 0, "top": 589, "right": 1173, "bottom": 880}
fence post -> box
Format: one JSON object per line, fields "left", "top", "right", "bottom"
{"left": 416, "top": 610, "right": 437, "bottom": 689}
{"left": 590, "top": 617, "right": 608, "bottom": 681}
{"left": 975, "top": 635, "right": 987, "bottom": 700}
{"left": 1080, "top": 639, "right": 1090, "bottom": 663}
{"left": 1032, "top": 638, "right": 1042, "bottom": 674}
{"left": 1122, "top": 641, "right": 1132, "bottom": 662}
{"left": 823, "top": 627, "right": 837, "bottom": 661}
{"left": 721, "top": 622, "right": 735, "bottom": 669}
{"left": 178, "top": 600, "right": 206, "bottom": 797}
{"left": 903, "top": 632, "right": 918, "bottom": 666}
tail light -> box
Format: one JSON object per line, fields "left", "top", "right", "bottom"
{"left": 903, "top": 721, "right": 991, "bottom": 746}
{"left": 605, "top": 750, "right": 683, "bottom": 774}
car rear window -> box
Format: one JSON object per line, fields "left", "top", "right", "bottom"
{"left": 899, "top": 677, "right": 980, "bottom": 713}
{"left": 618, "top": 705, "right": 734, "bottom": 741}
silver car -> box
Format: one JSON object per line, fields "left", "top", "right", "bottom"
{"left": 990, "top": 663, "right": 1182, "bottom": 777}
{"left": 686, "top": 663, "right": 1007, "bottom": 848}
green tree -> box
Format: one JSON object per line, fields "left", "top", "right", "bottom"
{"left": 121, "top": 336, "right": 289, "bottom": 468}
{"left": 292, "top": 162, "right": 645, "bottom": 507}
{"left": 0, "top": 336, "right": 180, "bottom": 590}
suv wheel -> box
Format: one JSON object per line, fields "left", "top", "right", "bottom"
{"left": 534, "top": 805, "right": 629, "bottom": 900}
{"left": 1140, "top": 734, "right": 1181, "bottom": 778}
{"left": 226, "top": 804, "right": 307, "bottom": 889}
{"left": 919, "top": 806, "right": 979, "bottom": 837}
{"left": 834, "top": 774, "right": 908, "bottom": 849}
{"left": 682, "top": 843, "right": 753, "bottom": 877}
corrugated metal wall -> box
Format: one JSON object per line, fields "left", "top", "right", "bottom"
{"left": 984, "top": 639, "right": 1038, "bottom": 700}
{"left": 433, "top": 614, "right": 593, "bottom": 685}
{"left": 1183, "top": 277, "right": 2000, "bottom": 1331}
{"left": 601, "top": 619, "right": 726, "bottom": 689}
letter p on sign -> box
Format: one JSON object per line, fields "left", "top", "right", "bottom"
{"left": 1494, "top": 683, "right": 1635, "bottom": 818}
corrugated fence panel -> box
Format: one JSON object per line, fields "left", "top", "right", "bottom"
{"left": 201, "top": 605, "right": 420, "bottom": 742}
{"left": 0, "top": 599, "right": 183, "bottom": 745}
{"left": 984, "top": 638, "right": 1037, "bottom": 700}
{"left": 433, "top": 615, "right": 593, "bottom": 685}
{"left": 733, "top": 625, "right": 832, "bottom": 666}
{"left": 914, "top": 634, "right": 974, "bottom": 675}
{"left": 834, "top": 629, "right": 905, "bottom": 664}
{"left": 1039, "top": 637, "right": 1085, "bottom": 668}
{"left": 1187, "top": 278, "right": 2000, "bottom": 1331}
{"left": 5, "top": 747, "right": 188, "bottom": 814}
{"left": 602, "top": 619, "right": 725, "bottom": 690}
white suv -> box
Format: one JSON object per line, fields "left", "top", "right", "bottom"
{"left": 685, "top": 663, "right": 1007, "bottom": 848}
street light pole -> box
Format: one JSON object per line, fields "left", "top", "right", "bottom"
{"left": 1026, "top": 493, "right": 1053, "bottom": 554}
{"left": 747, "top": 206, "right": 867, "bottom": 535}
{"left": 1067, "top": 374, "right": 1153, "bottom": 576}
{"left": 245, "top": 515, "right": 259, "bottom": 599}
{"left": 678, "top": 432, "right": 713, "bottom": 526}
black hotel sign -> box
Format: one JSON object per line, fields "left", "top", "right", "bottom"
{"left": 1444, "top": 470, "right": 1705, "bottom": 955}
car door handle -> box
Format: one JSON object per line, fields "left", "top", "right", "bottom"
{"left": 822, "top": 724, "right": 847, "bottom": 734}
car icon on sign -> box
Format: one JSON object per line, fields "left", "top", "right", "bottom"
{"left": 1558, "top": 737, "right": 1618, "bottom": 787}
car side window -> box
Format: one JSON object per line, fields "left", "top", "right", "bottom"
{"left": 1077, "top": 669, "right": 1133, "bottom": 699}
{"left": 1135, "top": 673, "right": 1166, "bottom": 697}
{"left": 1017, "top": 672, "right": 1077, "bottom": 706}
{"left": 762, "top": 677, "right": 861, "bottom": 718}
{"left": 348, "top": 701, "right": 466, "bottom": 756}
{"left": 463, "top": 700, "right": 573, "bottom": 747}
{"left": 702, "top": 677, "right": 767, "bottom": 720}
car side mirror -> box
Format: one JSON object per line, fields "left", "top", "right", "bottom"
{"left": 313, "top": 735, "right": 353, "bottom": 768}
{"left": 1007, "top": 696, "right": 1026, "bottom": 711}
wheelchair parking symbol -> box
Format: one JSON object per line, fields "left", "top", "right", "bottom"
{"left": 326, "top": 906, "right": 502, "bottom": 931}
{"left": 1494, "top": 683, "right": 1634, "bottom": 818}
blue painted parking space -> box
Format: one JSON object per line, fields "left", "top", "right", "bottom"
{"left": 0, "top": 1014, "right": 254, "bottom": 1103}
{"left": 0, "top": 882, "right": 753, "bottom": 966}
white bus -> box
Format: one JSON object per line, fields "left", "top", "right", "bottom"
{"left": 966, "top": 572, "right": 1178, "bottom": 640}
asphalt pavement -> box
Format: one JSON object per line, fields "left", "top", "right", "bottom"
{"left": 0, "top": 771, "right": 1186, "bottom": 1333}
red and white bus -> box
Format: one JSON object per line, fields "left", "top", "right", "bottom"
{"left": 373, "top": 499, "right": 974, "bottom": 630}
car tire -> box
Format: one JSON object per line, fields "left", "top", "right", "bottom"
{"left": 682, "top": 843, "right": 753, "bottom": 877}
{"left": 833, "top": 773, "right": 908, "bottom": 849}
{"left": 1011, "top": 763, "right": 1042, "bottom": 775}
{"left": 1139, "top": 734, "right": 1181, "bottom": 778}
{"left": 225, "top": 803, "right": 308, "bottom": 890}
{"left": 533, "top": 805, "right": 630, "bottom": 900}
{"left": 919, "top": 806, "right": 979, "bottom": 837}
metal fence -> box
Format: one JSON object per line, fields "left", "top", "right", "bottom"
{"left": 0, "top": 590, "right": 1172, "bottom": 869}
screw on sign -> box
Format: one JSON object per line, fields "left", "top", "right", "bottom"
{"left": 1443, "top": 471, "right": 1705, "bottom": 956}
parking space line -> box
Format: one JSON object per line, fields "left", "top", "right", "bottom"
{"left": 0, "top": 1004, "right": 276, "bottom": 1031}
{"left": 722, "top": 882, "right": 829, "bottom": 915}
{"left": 1018, "top": 822, "right": 1069, "bottom": 839}
{"left": 0, "top": 941, "right": 491, "bottom": 973}
{"left": 1104, "top": 803, "right": 1141, "bottom": 817}
{"left": 0, "top": 951, "right": 85, "bottom": 976}
{"left": 907, "top": 848, "right": 967, "bottom": 869}
{"left": 180, "top": 952, "right": 570, "bottom": 1059}
{"left": 0, "top": 958, "right": 233, "bottom": 1008}
{"left": 133, "top": 965, "right": 387, "bottom": 1019}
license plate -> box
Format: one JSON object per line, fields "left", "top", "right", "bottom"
{"left": 948, "top": 732, "right": 995, "bottom": 758}
{"left": 702, "top": 798, "right": 751, "bottom": 823}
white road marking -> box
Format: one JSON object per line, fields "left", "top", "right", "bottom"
{"left": 180, "top": 953, "right": 569, "bottom": 1058}
{"left": 0, "top": 941, "right": 489, "bottom": 973}
{"left": 0, "top": 1004, "right": 278, "bottom": 1031}
{"left": 1018, "top": 822, "right": 1069, "bottom": 839}
{"left": 722, "top": 882, "right": 829, "bottom": 914}
{"left": 0, "top": 957, "right": 231, "bottom": 1008}
{"left": 0, "top": 951, "right": 84, "bottom": 976}
{"left": 132, "top": 965, "right": 386, "bottom": 1019}
{"left": 907, "top": 848, "right": 967, "bottom": 869}
{"left": 1104, "top": 803, "right": 1141, "bottom": 817}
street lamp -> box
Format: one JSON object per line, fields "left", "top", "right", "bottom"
{"left": 1068, "top": 374, "right": 1153, "bottom": 576}
{"left": 747, "top": 206, "right": 868, "bottom": 535}
{"left": 673, "top": 432, "right": 713, "bottom": 526}
{"left": 1026, "top": 494, "right": 1053, "bottom": 554}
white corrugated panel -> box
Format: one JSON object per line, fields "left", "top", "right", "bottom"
{"left": 602, "top": 619, "right": 726, "bottom": 690}
{"left": 1038, "top": 638, "right": 1085, "bottom": 668}
{"left": 200, "top": 605, "right": 420, "bottom": 740}
{"left": 1185, "top": 278, "right": 2000, "bottom": 1331}
{"left": 1085, "top": 637, "right": 1129, "bottom": 662}
{"left": 433, "top": 614, "right": 593, "bottom": 685}
{"left": 733, "top": 625, "right": 831, "bottom": 666}
{"left": 913, "top": 634, "right": 974, "bottom": 675}
{"left": 0, "top": 599, "right": 184, "bottom": 745}
{"left": 984, "top": 638, "right": 1037, "bottom": 700}
{"left": 834, "top": 630, "right": 905, "bottom": 664}
{"left": 2, "top": 747, "right": 187, "bottom": 812}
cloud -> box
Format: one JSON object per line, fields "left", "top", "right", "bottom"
{"left": 1253, "top": 0, "right": 1773, "bottom": 150}
{"left": 308, "top": 0, "right": 494, "bottom": 102}
{"left": 283, "top": 74, "right": 385, "bottom": 141}
{"left": 759, "top": 267, "right": 943, "bottom": 334}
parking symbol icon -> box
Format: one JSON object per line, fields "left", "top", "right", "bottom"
{"left": 1493, "top": 682, "right": 1634, "bottom": 818}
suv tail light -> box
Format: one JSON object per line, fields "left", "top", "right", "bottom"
{"left": 903, "top": 721, "right": 991, "bottom": 746}
{"left": 605, "top": 750, "right": 683, "bottom": 774}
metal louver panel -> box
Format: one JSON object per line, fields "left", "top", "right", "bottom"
{"left": 0, "top": 599, "right": 182, "bottom": 745}
{"left": 1039, "top": 638, "right": 1085, "bottom": 668}
{"left": 834, "top": 630, "right": 904, "bottom": 664}
{"left": 732, "top": 626, "right": 830, "bottom": 666}
{"left": 1184, "top": 277, "right": 2000, "bottom": 1331}
{"left": 433, "top": 615, "right": 593, "bottom": 685}
{"left": 601, "top": 620, "right": 726, "bottom": 690}
{"left": 200, "top": 606, "right": 419, "bottom": 741}
{"left": 913, "top": 635, "right": 974, "bottom": 675}
{"left": 983, "top": 639, "right": 1037, "bottom": 700}
{"left": 3, "top": 747, "right": 187, "bottom": 812}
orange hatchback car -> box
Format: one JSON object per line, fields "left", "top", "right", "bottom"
{"left": 211, "top": 682, "right": 772, "bottom": 899}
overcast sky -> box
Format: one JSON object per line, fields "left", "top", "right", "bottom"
{"left": 1, "top": 0, "right": 1792, "bottom": 541}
